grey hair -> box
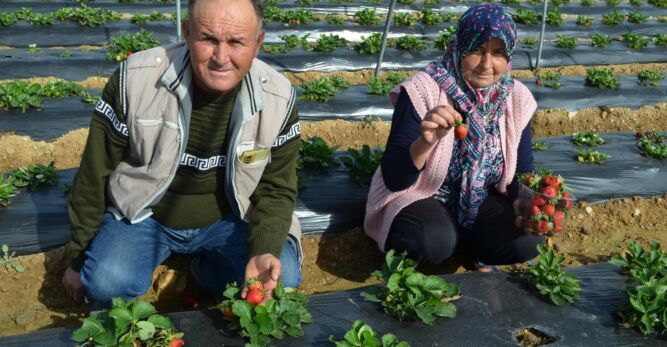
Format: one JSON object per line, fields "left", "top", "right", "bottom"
{"left": 188, "top": 0, "right": 264, "bottom": 32}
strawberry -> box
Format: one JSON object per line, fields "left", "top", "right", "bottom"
{"left": 635, "top": 131, "right": 643, "bottom": 139}
{"left": 541, "top": 175, "right": 561, "bottom": 189}
{"left": 247, "top": 278, "right": 263, "bottom": 291}
{"left": 541, "top": 204, "right": 556, "bottom": 216}
{"left": 170, "top": 338, "right": 185, "bottom": 347}
{"left": 553, "top": 210, "right": 564, "bottom": 226}
{"left": 182, "top": 288, "right": 197, "bottom": 309}
{"left": 541, "top": 186, "right": 557, "bottom": 199}
{"left": 246, "top": 289, "right": 263, "bottom": 305}
{"left": 127, "top": 51, "right": 133, "bottom": 56}
{"left": 289, "top": 18, "right": 297, "bottom": 25}
{"left": 220, "top": 303, "right": 234, "bottom": 319}
{"left": 559, "top": 191, "right": 573, "bottom": 209}
{"left": 532, "top": 195, "right": 546, "bottom": 206}
{"left": 531, "top": 205, "right": 541, "bottom": 216}
{"left": 454, "top": 121, "right": 467, "bottom": 140}
{"left": 538, "top": 220, "right": 553, "bottom": 234}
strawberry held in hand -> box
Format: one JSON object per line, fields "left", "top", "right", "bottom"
{"left": 454, "top": 120, "right": 467, "bottom": 140}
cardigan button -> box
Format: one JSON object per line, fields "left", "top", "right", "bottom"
{"left": 260, "top": 77, "right": 267, "bottom": 83}
{"left": 156, "top": 57, "right": 162, "bottom": 63}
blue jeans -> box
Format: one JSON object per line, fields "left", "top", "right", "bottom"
{"left": 81, "top": 212, "right": 301, "bottom": 304}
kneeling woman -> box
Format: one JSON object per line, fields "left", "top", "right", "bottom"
{"left": 364, "top": 4, "right": 542, "bottom": 269}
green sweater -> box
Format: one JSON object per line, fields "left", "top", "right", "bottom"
{"left": 66, "top": 69, "right": 300, "bottom": 271}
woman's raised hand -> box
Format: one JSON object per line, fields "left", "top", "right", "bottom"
{"left": 419, "top": 105, "right": 463, "bottom": 146}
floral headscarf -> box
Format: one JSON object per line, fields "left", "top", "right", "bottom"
{"left": 421, "top": 3, "right": 517, "bottom": 228}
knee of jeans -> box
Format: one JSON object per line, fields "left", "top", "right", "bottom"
{"left": 82, "top": 262, "right": 151, "bottom": 302}
{"left": 279, "top": 243, "right": 301, "bottom": 288}
{"left": 513, "top": 235, "right": 545, "bottom": 263}
{"left": 418, "top": 225, "right": 457, "bottom": 265}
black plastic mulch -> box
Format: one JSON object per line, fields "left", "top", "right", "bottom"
{"left": 0, "top": 264, "right": 664, "bottom": 346}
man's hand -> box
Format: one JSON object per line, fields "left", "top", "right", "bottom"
{"left": 243, "top": 254, "right": 281, "bottom": 303}
{"left": 62, "top": 266, "right": 84, "bottom": 304}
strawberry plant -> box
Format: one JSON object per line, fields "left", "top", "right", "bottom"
{"left": 27, "top": 12, "right": 56, "bottom": 26}
{"left": 54, "top": 4, "right": 121, "bottom": 27}
{"left": 355, "top": 33, "right": 382, "bottom": 54}
{"left": 591, "top": 33, "right": 613, "bottom": 48}
{"left": 0, "top": 81, "right": 43, "bottom": 112}
{"left": 576, "top": 16, "right": 592, "bottom": 27}
{"left": 354, "top": 8, "right": 382, "bottom": 26}
{"left": 551, "top": 0, "right": 571, "bottom": 6}
{"left": 216, "top": 279, "right": 312, "bottom": 347}
{"left": 299, "top": 76, "right": 349, "bottom": 103}
{"left": 262, "top": 6, "right": 282, "bottom": 22}
{"left": 10, "top": 162, "right": 57, "bottom": 192}
{"left": 512, "top": 9, "right": 540, "bottom": 25}
{"left": 1, "top": 244, "right": 24, "bottom": 273}
{"left": 570, "top": 132, "right": 606, "bottom": 146}
{"left": 655, "top": 33, "right": 667, "bottom": 47}
{"left": 40, "top": 80, "right": 83, "bottom": 98}
{"left": 649, "top": 0, "right": 667, "bottom": 6}
{"left": 27, "top": 43, "right": 41, "bottom": 53}
{"left": 627, "top": 11, "right": 648, "bottom": 24}
{"left": 107, "top": 30, "right": 160, "bottom": 62}
{"left": 555, "top": 35, "right": 577, "bottom": 49}
{"left": 586, "top": 67, "right": 620, "bottom": 89}
{"left": 520, "top": 37, "right": 539, "bottom": 48}
{"left": 397, "top": 0, "right": 415, "bottom": 3}
{"left": 637, "top": 70, "right": 664, "bottom": 87}
{"left": 13, "top": 7, "right": 33, "bottom": 21}
{"left": 395, "top": 35, "right": 428, "bottom": 51}
{"left": 610, "top": 240, "right": 667, "bottom": 335}
{"left": 361, "top": 250, "right": 459, "bottom": 325}
{"left": 546, "top": 8, "right": 564, "bottom": 26}
{"left": 330, "top": 320, "right": 411, "bottom": 347}
{"left": 419, "top": 9, "right": 452, "bottom": 26}
{"left": 577, "top": 149, "right": 611, "bottom": 164}
{"left": 340, "top": 145, "right": 384, "bottom": 186}
{"left": 263, "top": 44, "right": 289, "bottom": 54}
{"left": 602, "top": 9, "right": 624, "bottom": 25}
{"left": 282, "top": 34, "right": 310, "bottom": 49}
{"left": 537, "top": 71, "right": 561, "bottom": 89}
{"left": 622, "top": 31, "right": 649, "bottom": 49}
{"left": 630, "top": 0, "right": 643, "bottom": 5}
{"left": 325, "top": 14, "right": 346, "bottom": 25}
{"left": 607, "top": 0, "right": 620, "bottom": 6}
{"left": 393, "top": 12, "right": 416, "bottom": 27}
{"left": 281, "top": 8, "right": 318, "bottom": 25}
{"left": 82, "top": 91, "right": 101, "bottom": 105}
{"left": 636, "top": 132, "right": 667, "bottom": 159}
{"left": 0, "top": 175, "right": 18, "bottom": 207}
{"left": 60, "top": 49, "right": 72, "bottom": 58}
{"left": 582, "top": 0, "right": 594, "bottom": 5}
{"left": 502, "top": 0, "right": 521, "bottom": 4}
{"left": 298, "top": 136, "right": 340, "bottom": 170}
{"left": 0, "top": 12, "right": 18, "bottom": 27}
{"left": 524, "top": 245, "right": 581, "bottom": 305}
{"left": 517, "top": 170, "right": 574, "bottom": 235}
{"left": 71, "top": 298, "right": 184, "bottom": 346}
{"left": 131, "top": 11, "right": 167, "bottom": 24}
{"left": 434, "top": 25, "right": 457, "bottom": 50}
{"left": 532, "top": 141, "right": 548, "bottom": 151}
{"left": 367, "top": 72, "right": 405, "bottom": 95}
{"left": 311, "top": 34, "right": 347, "bottom": 53}
{"left": 424, "top": 0, "right": 439, "bottom": 3}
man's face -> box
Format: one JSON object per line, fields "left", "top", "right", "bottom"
{"left": 183, "top": 0, "right": 265, "bottom": 95}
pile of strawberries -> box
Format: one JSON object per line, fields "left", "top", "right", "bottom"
{"left": 518, "top": 170, "right": 575, "bottom": 236}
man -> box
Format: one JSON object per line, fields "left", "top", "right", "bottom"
{"left": 62, "top": 0, "right": 302, "bottom": 305}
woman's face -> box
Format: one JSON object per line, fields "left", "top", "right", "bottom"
{"left": 460, "top": 38, "right": 509, "bottom": 88}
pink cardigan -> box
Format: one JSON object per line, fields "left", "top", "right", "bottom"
{"left": 364, "top": 71, "right": 537, "bottom": 251}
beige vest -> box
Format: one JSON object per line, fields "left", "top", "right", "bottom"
{"left": 105, "top": 42, "right": 302, "bottom": 260}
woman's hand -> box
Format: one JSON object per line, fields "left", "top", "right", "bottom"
{"left": 419, "top": 105, "right": 462, "bottom": 146}
{"left": 513, "top": 199, "right": 537, "bottom": 234}
{"left": 410, "top": 105, "right": 462, "bottom": 170}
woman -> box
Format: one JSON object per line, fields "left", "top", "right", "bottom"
{"left": 364, "top": 4, "right": 542, "bottom": 269}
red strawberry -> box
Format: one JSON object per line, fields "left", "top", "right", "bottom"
{"left": 541, "top": 186, "right": 557, "bottom": 199}
{"left": 289, "top": 18, "right": 297, "bottom": 25}
{"left": 541, "top": 204, "right": 556, "bottom": 216}
{"left": 532, "top": 195, "right": 546, "bottom": 206}
{"left": 538, "top": 220, "right": 553, "bottom": 234}
{"left": 127, "top": 51, "right": 133, "bottom": 56}
{"left": 246, "top": 289, "right": 263, "bottom": 305}
{"left": 220, "top": 303, "right": 234, "bottom": 319}
{"left": 531, "top": 205, "right": 541, "bottom": 216}
{"left": 247, "top": 278, "right": 263, "bottom": 291}
{"left": 635, "top": 131, "right": 643, "bottom": 139}
{"left": 170, "top": 338, "right": 185, "bottom": 347}
{"left": 559, "top": 192, "right": 573, "bottom": 209}
{"left": 454, "top": 122, "right": 467, "bottom": 140}
{"left": 553, "top": 210, "right": 564, "bottom": 226}
{"left": 182, "top": 288, "right": 197, "bottom": 309}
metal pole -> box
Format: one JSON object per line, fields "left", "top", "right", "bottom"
{"left": 534, "top": 0, "right": 548, "bottom": 71}
{"left": 374, "top": 0, "right": 397, "bottom": 78}
{"left": 176, "top": 0, "right": 182, "bottom": 41}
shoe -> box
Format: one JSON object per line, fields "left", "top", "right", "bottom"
{"left": 475, "top": 261, "right": 499, "bottom": 273}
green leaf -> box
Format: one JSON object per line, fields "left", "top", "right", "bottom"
{"left": 240, "top": 317, "right": 260, "bottom": 337}
{"left": 361, "top": 287, "right": 383, "bottom": 302}
{"left": 436, "top": 302, "right": 457, "bottom": 318}
{"left": 255, "top": 313, "right": 275, "bottom": 335}
{"left": 147, "top": 314, "right": 174, "bottom": 329}
{"left": 109, "top": 306, "right": 133, "bottom": 333}
{"left": 71, "top": 317, "right": 105, "bottom": 342}
{"left": 249, "top": 333, "right": 271, "bottom": 347}
{"left": 387, "top": 273, "right": 402, "bottom": 292}
{"left": 381, "top": 333, "right": 399, "bottom": 346}
{"left": 233, "top": 300, "right": 253, "bottom": 320}
{"left": 130, "top": 300, "right": 156, "bottom": 320}
{"left": 284, "top": 325, "right": 304, "bottom": 337}
{"left": 136, "top": 320, "right": 155, "bottom": 340}
{"left": 223, "top": 284, "right": 241, "bottom": 299}
{"left": 414, "top": 304, "right": 437, "bottom": 325}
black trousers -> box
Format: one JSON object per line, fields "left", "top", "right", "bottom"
{"left": 385, "top": 189, "right": 544, "bottom": 266}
